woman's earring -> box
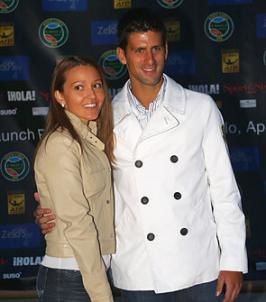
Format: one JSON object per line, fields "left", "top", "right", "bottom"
{"left": 61, "top": 103, "right": 65, "bottom": 108}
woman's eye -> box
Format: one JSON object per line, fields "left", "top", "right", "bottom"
{"left": 93, "top": 82, "right": 103, "bottom": 89}
{"left": 74, "top": 85, "right": 83, "bottom": 90}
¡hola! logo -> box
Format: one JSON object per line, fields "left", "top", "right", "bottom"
{"left": 38, "top": 18, "right": 69, "bottom": 48}
{"left": 0, "top": 0, "right": 19, "bottom": 14}
{"left": 157, "top": 0, "right": 184, "bottom": 9}
{"left": 0, "top": 151, "right": 30, "bottom": 182}
{"left": 98, "top": 49, "right": 127, "bottom": 80}
{"left": 204, "top": 12, "right": 234, "bottom": 42}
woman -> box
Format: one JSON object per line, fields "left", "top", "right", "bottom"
{"left": 34, "top": 56, "right": 115, "bottom": 302}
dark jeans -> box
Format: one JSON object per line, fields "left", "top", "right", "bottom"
{"left": 36, "top": 265, "right": 91, "bottom": 302}
{"left": 119, "top": 280, "right": 223, "bottom": 302}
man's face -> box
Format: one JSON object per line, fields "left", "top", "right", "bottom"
{"left": 117, "top": 31, "right": 167, "bottom": 88}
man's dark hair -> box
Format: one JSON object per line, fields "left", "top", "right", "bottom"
{"left": 117, "top": 7, "right": 167, "bottom": 51}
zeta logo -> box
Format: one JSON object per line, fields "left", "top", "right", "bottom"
{"left": 0, "top": 151, "right": 30, "bottom": 182}
{"left": 98, "top": 50, "right": 127, "bottom": 80}
{"left": 38, "top": 18, "right": 69, "bottom": 48}
{"left": 157, "top": 0, "right": 184, "bottom": 9}
{"left": 0, "top": 0, "right": 19, "bottom": 14}
{"left": 204, "top": 12, "right": 234, "bottom": 42}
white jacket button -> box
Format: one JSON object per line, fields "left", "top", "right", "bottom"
{"left": 180, "top": 228, "right": 188, "bottom": 236}
{"left": 147, "top": 233, "right": 155, "bottom": 241}
{"left": 135, "top": 160, "right": 143, "bottom": 168}
{"left": 170, "top": 155, "right": 178, "bottom": 163}
{"left": 174, "top": 192, "right": 182, "bottom": 200}
{"left": 141, "top": 196, "right": 149, "bottom": 204}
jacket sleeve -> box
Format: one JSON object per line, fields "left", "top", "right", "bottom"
{"left": 36, "top": 134, "right": 113, "bottom": 302}
{"left": 202, "top": 97, "right": 248, "bottom": 273}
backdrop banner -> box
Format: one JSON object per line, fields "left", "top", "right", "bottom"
{"left": 0, "top": 0, "right": 266, "bottom": 290}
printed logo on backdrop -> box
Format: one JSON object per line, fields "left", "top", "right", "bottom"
{"left": 98, "top": 50, "right": 127, "bottom": 80}
{"left": 165, "top": 20, "right": 180, "bottom": 42}
{"left": 165, "top": 50, "right": 195, "bottom": 76}
{"left": 0, "top": 223, "right": 40, "bottom": 249}
{"left": 0, "top": 0, "right": 19, "bottom": 13}
{"left": 221, "top": 49, "right": 239, "bottom": 73}
{"left": 240, "top": 99, "right": 256, "bottom": 108}
{"left": 204, "top": 12, "right": 234, "bottom": 42}
{"left": 229, "top": 147, "right": 260, "bottom": 172}
{"left": 0, "top": 152, "right": 30, "bottom": 182}
{"left": 0, "top": 56, "right": 28, "bottom": 81}
{"left": 157, "top": 0, "right": 184, "bottom": 9}
{"left": 7, "top": 90, "right": 36, "bottom": 102}
{"left": 7, "top": 192, "right": 25, "bottom": 215}
{"left": 0, "top": 23, "right": 14, "bottom": 47}
{"left": 0, "top": 128, "right": 41, "bottom": 143}
{"left": 223, "top": 82, "right": 266, "bottom": 95}
{"left": 188, "top": 83, "right": 220, "bottom": 95}
{"left": 208, "top": 0, "right": 253, "bottom": 4}
{"left": 39, "top": 18, "right": 69, "bottom": 48}
{"left": 0, "top": 108, "right": 17, "bottom": 116}
{"left": 91, "top": 21, "right": 117, "bottom": 45}
{"left": 42, "top": 0, "right": 87, "bottom": 11}
{"left": 113, "top": 0, "right": 131, "bottom": 9}
{"left": 2, "top": 272, "right": 22, "bottom": 280}
{"left": 13, "top": 256, "right": 43, "bottom": 267}
{"left": 255, "top": 14, "right": 266, "bottom": 38}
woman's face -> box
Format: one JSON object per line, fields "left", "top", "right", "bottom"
{"left": 55, "top": 65, "right": 105, "bottom": 122}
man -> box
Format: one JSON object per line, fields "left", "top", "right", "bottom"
{"left": 35, "top": 8, "right": 247, "bottom": 302}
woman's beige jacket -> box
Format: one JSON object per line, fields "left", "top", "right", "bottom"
{"left": 34, "top": 111, "right": 115, "bottom": 302}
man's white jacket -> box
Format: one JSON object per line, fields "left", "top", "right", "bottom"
{"left": 111, "top": 74, "right": 248, "bottom": 293}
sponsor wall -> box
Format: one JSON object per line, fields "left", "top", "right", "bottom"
{"left": 0, "top": 0, "right": 266, "bottom": 289}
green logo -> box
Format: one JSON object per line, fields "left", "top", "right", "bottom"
{"left": 0, "top": 0, "right": 19, "bottom": 13}
{"left": 1, "top": 152, "right": 30, "bottom": 182}
{"left": 204, "top": 12, "right": 234, "bottom": 42}
{"left": 157, "top": 0, "right": 184, "bottom": 9}
{"left": 98, "top": 49, "right": 127, "bottom": 80}
{"left": 39, "top": 18, "right": 69, "bottom": 48}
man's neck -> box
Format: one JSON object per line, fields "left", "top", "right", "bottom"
{"left": 130, "top": 79, "right": 164, "bottom": 109}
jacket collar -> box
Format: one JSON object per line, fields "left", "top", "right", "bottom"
{"left": 112, "top": 74, "right": 187, "bottom": 126}
{"left": 65, "top": 110, "right": 104, "bottom": 151}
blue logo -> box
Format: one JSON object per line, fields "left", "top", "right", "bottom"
{"left": 0, "top": 224, "right": 41, "bottom": 249}
{"left": 208, "top": 0, "right": 252, "bottom": 4}
{"left": 91, "top": 21, "right": 117, "bottom": 45}
{"left": 229, "top": 147, "right": 260, "bottom": 172}
{"left": 256, "top": 14, "right": 266, "bottom": 38}
{"left": 165, "top": 50, "right": 195, "bottom": 76}
{"left": 0, "top": 56, "right": 28, "bottom": 81}
{"left": 42, "top": 0, "right": 87, "bottom": 11}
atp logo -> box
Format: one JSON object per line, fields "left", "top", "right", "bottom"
{"left": 0, "top": 151, "right": 30, "bottom": 182}
{"left": 98, "top": 50, "right": 127, "bottom": 80}
{"left": 204, "top": 12, "right": 234, "bottom": 42}
{"left": 0, "top": 0, "right": 19, "bottom": 14}
{"left": 39, "top": 18, "right": 69, "bottom": 48}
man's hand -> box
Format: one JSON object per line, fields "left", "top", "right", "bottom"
{"left": 216, "top": 271, "right": 243, "bottom": 302}
{"left": 33, "top": 192, "right": 56, "bottom": 234}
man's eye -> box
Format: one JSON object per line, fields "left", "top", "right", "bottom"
{"left": 153, "top": 46, "right": 162, "bottom": 52}
{"left": 136, "top": 48, "right": 144, "bottom": 53}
